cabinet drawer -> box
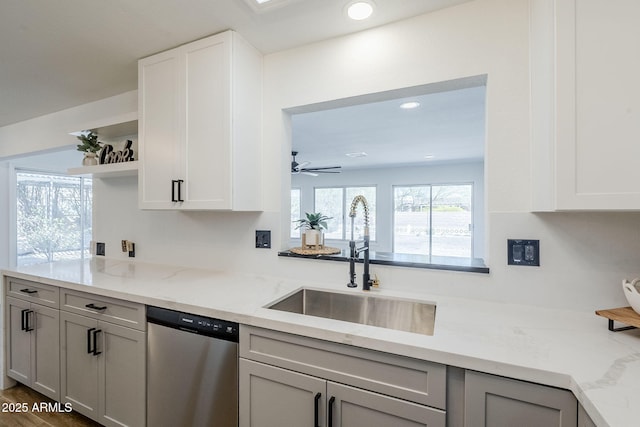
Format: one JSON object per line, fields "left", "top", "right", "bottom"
{"left": 60, "top": 289, "right": 145, "bottom": 331}
{"left": 6, "top": 277, "right": 59, "bottom": 308}
{"left": 240, "top": 326, "right": 446, "bottom": 410}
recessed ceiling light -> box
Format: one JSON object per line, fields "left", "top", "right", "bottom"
{"left": 347, "top": 1, "right": 374, "bottom": 20}
{"left": 346, "top": 151, "right": 368, "bottom": 158}
{"left": 400, "top": 101, "right": 421, "bottom": 109}
{"left": 243, "top": 0, "right": 295, "bottom": 13}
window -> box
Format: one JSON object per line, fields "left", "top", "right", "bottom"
{"left": 394, "top": 184, "right": 472, "bottom": 258}
{"left": 314, "top": 186, "right": 376, "bottom": 241}
{"left": 16, "top": 171, "right": 92, "bottom": 266}
{"left": 290, "top": 188, "right": 301, "bottom": 238}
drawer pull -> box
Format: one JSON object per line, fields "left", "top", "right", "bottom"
{"left": 85, "top": 303, "right": 107, "bottom": 311}
{"left": 20, "top": 288, "right": 38, "bottom": 294}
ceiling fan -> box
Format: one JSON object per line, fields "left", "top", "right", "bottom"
{"left": 291, "top": 151, "right": 341, "bottom": 176}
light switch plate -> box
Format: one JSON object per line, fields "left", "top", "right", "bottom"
{"left": 507, "top": 239, "right": 539, "bottom": 266}
{"left": 96, "top": 242, "right": 106, "bottom": 256}
{"left": 256, "top": 230, "right": 271, "bottom": 248}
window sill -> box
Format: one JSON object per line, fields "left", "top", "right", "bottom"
{"left": 278, "top": 249, "right": 489, "bottom": 274}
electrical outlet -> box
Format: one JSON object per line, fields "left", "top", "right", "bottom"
{"left": 507, "top": 239, "right": 539, "bottom": 266}
{"left": 96, "top": 242, "right": 106, "bottom": 256}
{"left": 255, "top": 230, "right": 271, "bottom": 248}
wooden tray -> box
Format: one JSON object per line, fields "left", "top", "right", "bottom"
{"left": 595, "top": 306, "right": 640, "bottom": 332}
{"left": 289, "top": 246, "right": 341, "bottom": 255}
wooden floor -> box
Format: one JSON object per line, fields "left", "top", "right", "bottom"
{"left": 0, "top": 384, "right": 102, "bottom": 427}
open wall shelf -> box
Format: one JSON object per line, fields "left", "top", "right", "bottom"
{"left": 67, "top": 161, "right": 139, "bottom": 178}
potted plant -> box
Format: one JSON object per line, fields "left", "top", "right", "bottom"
{"left": 76, "top": 131, "right": 103, "bottom": 166}
{"left": 294, "top": 212, "right": 332, "bottom": 248}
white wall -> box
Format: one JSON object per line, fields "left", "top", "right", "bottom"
{"left": 2, "top": 0, "right": 640, "bottom": 311}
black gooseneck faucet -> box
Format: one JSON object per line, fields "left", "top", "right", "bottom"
{"left": 347, "top": 195, "right": 373, "bottom": 291}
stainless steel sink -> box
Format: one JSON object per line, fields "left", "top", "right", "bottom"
{"left": 267, "top": 288, "right": 436, "bottom": 335}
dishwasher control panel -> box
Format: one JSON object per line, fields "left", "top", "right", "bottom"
{"left": 147, "top": 306, "right": 239, "bottom": 342}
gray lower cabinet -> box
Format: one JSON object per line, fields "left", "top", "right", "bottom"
{"left": 60, "top": 310, "right": 146, "bottom": 427}
{"left": 240, "top": 358, "right": 445, "bottom": 427}
{"left": 578, "top": 404, "right": 597, "bottom": 427}
{"left": 239, "top": 326, "right": 446, "bottom": 427}
{"left": 6, "top": 296, "right": 60, "bottom": 401}
{"left": 240, "top": 359, "right": 325, "bottom": 426}
{"left": 464, "top": 370, "right": 577, "bottom": 427}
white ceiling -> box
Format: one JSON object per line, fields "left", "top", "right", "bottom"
{"left": 0, "top": 0, "right": 471, "bottom": 128}
{"left": 291, "top": 80, "right": 486, "bottom": 170}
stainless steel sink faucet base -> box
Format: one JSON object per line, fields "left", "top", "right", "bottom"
{"left": 347, "top": 195, "right": 372, "bottom": 290}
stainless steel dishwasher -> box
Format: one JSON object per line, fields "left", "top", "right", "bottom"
{"left": 147, "top": 306, "right": 239, "bottom": 427}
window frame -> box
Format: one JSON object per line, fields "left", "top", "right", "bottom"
{"left": 13, "top": 167, "right": 93, "bottom": 267}
{"left": 392, "top": 182, "right": 474, "bottom": 259}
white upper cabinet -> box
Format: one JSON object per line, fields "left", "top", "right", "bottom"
{"left": 531, "top": 0, "right": 640, "bottom": 210}
{"left": 138, "top": 30, "right": 262, "bottom": 210}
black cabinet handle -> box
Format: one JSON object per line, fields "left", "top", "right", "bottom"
{"left": 314, "top": 392, "right": 321, "bottom": 427}
{"left": 92, "top": 329, "right": 102, "bottom": 356}
{"left": 85, "top": 303, "right": 107, "bottom": 311}
{"left": 20, "top": 288, "right": 38, "bottom": 294}
{"left": 25, "top": 310, "right": 34, "bottom": 332}
{"left": 87, "top": 327, "right": 96, "bottom": 354}
{"left": 171, "top": 180, "right": 185, "bottom": 202}
{"left": 21, "top": 309, "right": 34, "bottom": 332}
{"left": 328, "top": 396, "right": 335, "bottom": 427}
{"left": 171, "top": 180, "right": 178, "bottom": 202}
{"left": 21, "top": 309, "right": 28, "bottom": 331}
{"left": 177, "top": 179, "right": 184, "bottom": 202}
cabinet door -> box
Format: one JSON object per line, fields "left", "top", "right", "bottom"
{"left": 327, "top": 382, "right": 445, "bottom": 427}
{"left": 98, "top": 321, "right": 146, "bottom": 427}
{"left": 239, "top": 359, "right": 326, "bottom": 427}
{"left": 531, "top": 0, "right": 640, "bottom": 210}
{"left": 138, "top": 47, "right": 183, "bottom": 209}
{"left": 6, "top": 297, "right": 31, "bottom": 384}
{"left": 30, "top": 304, "right": 60, "bottom": 401}
{"left": 464, "top": 370, "right": 577, "bottom": 427}
{"left": 60, "top": 311, "right": 99, "bottom": 420}
{"left": 182, "top": 32, "right": 232, "bottom": 210}
{"left": 557, "top": 0, "right": 640, "bottom": 209}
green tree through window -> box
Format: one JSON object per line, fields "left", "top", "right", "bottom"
{"left": 16, "top": 171, "right": 92, "bottom": 266}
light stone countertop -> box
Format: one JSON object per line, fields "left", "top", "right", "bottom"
{"left": 2, "top": 257, "right": 639, "bottom": 427}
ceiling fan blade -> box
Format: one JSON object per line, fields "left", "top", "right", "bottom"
{"left": 302, "top": 171, "right": 318, "bottom": 176}
{"left": 300, "top": 166, "right": 341, "bottom": 172}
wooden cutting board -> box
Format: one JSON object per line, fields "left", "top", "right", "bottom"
{"left": 596, "top": 306, "right": 640, "bottom": 331}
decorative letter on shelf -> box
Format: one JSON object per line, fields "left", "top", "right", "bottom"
{"left": 100, "top": 140, "right": 135, "bottom": 164}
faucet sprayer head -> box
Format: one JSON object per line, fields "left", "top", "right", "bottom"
{"left": 349, "top": 195, "right": 370, "bottom": 230}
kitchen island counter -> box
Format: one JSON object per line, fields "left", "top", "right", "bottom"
{"left": 2, "top": 258, "right": 638, "bottom": 427}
